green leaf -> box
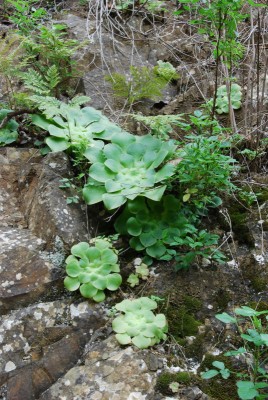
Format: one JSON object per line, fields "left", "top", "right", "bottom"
{"left": 216, "top": 313, "right": 237, "bottom": 324}
{"left": 92, "top": 276, "right": 107, "bottom": 290}
{"left": 106, "top": 273, "right": 122, "bottom": 290}
{"left": 139, "top": 232, "right": 157, "bottom": 247}
{"left": 144, "top": 186, "right": 166, "bottom": 201}
{"left": 103, "top": 193, "right": 126, "bottom": 210}
{"left": 45, "top": 137, "right": 69, "bottom": 152}
{"left": 83, "top": 185, "right": 106, "bottom": 205}
{"left": 224, "top": 347, "right": 246, "bottom": 356}
{"left": 66, "top": 259, "right": 81, "bottom": 277}
{"left": 127, "top": 217, "right": 142, "bottom": 236}
{"left": 93, "top": 290, "right": 106, "bottom": 302}
{"left": 234, "top": 306, "right": 261, "bottom": 317}
{"left": 89, "top": 163, "right": 115, "bottom": 182}
{"left": 146, "top": 242, "right": 166, "bottom": 259}
{"left": 64, "top": 276, "right": 80, "bottom": 291}
{"left": 71, "top": 242, "right": 90, "bottom": 258}
{"left": 129, "top": 237, "right": 145, "bottom": 251}
{"left": 132, "top": 334, "right": 151, "bottom": 349}
{"left": 212, "top": 361, "right": 225, "bottom": 370}
{"left": 80, "top": 283, "right": 98, "bottom": 298}
{"left": 115, "top": 333, "right": 132, "bottom": 345}
{"left": 112, "top": 316, "right": 129, "bottom": 333}
{"left": 183, "top": 193, "right": 191, "bottom": 202}
{"left": 236, "top": 381, "right": 259, "bottom": 400}
{"left": 201, "top": 370, "right": 219, "bottom": 379}
{"left": 154, "top": 163, "right": 175, "bottom": 183}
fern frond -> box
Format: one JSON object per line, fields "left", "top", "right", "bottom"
{"left": 45, "top": 65, "right": 61, "bottom": 90}
{"left": 29, "top": 95, "right": 62, "bottom": 118}
{"left": 22, "top": 69, "right": 51, "bottom": 95}
{"left": 69, "top": 95, "right": 91, "bottom": 107}
{"left": 0, "top": 34, "right": 30, "bottom": 76}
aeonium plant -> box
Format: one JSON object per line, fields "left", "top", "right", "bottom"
{"left": 112, "top": 297, "right": 168, "bottom": 349}
{"left": 114, "top": 194, "right": 196, "bottom": 260}
{"left": 83, "top": 132, "right": 176, "bottom": 210}
{"left": 215, "top": 83, "right": 242, "bottom": 114}
{"left": 64, "top": 238, "right": 122, "bottom": 302}
{"left": 31, "top": 97, "right": 124, "bottom": 152}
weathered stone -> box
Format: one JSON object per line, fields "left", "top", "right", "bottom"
{"left": 38, "top": 336, "right": 157, "bottom": 399}
{"left": 0, "top": 300, "right": 106, "bottom": 399}
{"left": 18, "top": 151, "right": 90, "bottom": 248}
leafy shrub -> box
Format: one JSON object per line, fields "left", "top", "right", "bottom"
{"left": 174, "top": 135, "right": 236, "bottom": 210}
{"left": 83, "top": 133, "right": 175, "bottom": 210}
{"left": 64, "top": 239, "right": 122, "bottom": 302}
{"left": 21, "top": 65, "right": 61, "bottom": 96}
{"left": 23, "top": 24, "right": 80, "bottom": 87}
{"left": 112, "top": 297, "right": 168, "bottom": 348}
{"left": 0, "top": 109, "right": 19, "bottom": 146}
{"left": 7, "top": 0, "right": 47, "bottom": 34}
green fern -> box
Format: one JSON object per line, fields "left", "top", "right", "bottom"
{"left": 0, "top": 34, "right": 31, "bottom": 81}
{"left": 106, "top": 65, "right": 169, "bottom": 105}
{"left": 21, "top": 65, "right": 61, "bottom": 96}
{"left": 30, "top": 95, "right": 91, "bottom": 119}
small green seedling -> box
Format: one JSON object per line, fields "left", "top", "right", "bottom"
{"left": 201, "top": 306, "right": 268, "bottom": 400}
{"left": 127, "top": 263, "right": 150, "bottom": 287}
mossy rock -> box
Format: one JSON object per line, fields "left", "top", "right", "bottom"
{"left": 183, "top": 295, "right": 202, "bottom": 312}
{"left": 219, "top": 202, "right": 254, "bottom": 247}
{"left": 166, "top": 295, "right": 202, "bottom": 339}
{"left": 214, "top": 289, "right": 231, "bottom": 311}
{"left": 185, "top": 333, "right": 206, "bottom": 361}
{"left": 156, "top": 371, "right": 195, "bottom": 395}
{"left": 167, "top": 306, "right": 201, "bottom": 339}
{"left": 199, "top": 354, "right": 238, "bottom": 400}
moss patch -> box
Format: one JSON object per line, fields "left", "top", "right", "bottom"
{"left": 214, "top": 289, "right": 231, "bottom": 311}
{"left": 166, "top": 295, "right": 202, "bottom": 339}
{"left": 156, "top": 371, "right": 194, "bottom": 395}
{"left": 199, "top": 354, "right": 238, "bottom": 400}
{"left": 228, "top": 205, "right": 254, "bottom": 247}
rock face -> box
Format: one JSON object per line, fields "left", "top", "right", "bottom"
{"left": 0, "top": 148, "right": 89, "bottom": 314}
{"left": 0, "top": 148, "right": 108, "bottom": 399}
{"left": 39, "top": 336, "right": 158, "bottom": 400}
{"left": 0, "top": 148, "right": 213, "bottom": 400}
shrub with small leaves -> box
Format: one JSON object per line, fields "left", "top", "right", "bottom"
{"left": 112, "top": 297, "right": 168, "bottom": 348}
{"left": 64, "top": 239, "right": 122, "bottom": 302}
{"left": 201, "top": 306, "right": 268, "bottom": 400}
